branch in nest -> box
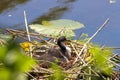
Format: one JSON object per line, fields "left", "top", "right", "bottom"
{"left": 73, "top": 18, "right": 110, "bottom": 65}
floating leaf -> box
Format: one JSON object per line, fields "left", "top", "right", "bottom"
{"left": 42, "top": 20, "right": 52, "bottom": 26}
{"left": 29, "top": 19, "right": 84, "bottom": 38}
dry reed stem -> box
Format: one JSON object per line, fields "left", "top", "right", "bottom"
{"left": 24, "top": 10, "right": 33, "bottom": 57}
{"left": 6, "top": 28, "right": 55, "bottom": 47}
{"left": 70, "top": 43, "right": 86, "bottom": 65}
{"left": 26, "top": 72, "right": 37, "bottom": 80}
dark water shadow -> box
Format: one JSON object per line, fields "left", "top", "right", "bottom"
{"left": 57, "top": 0, "right": 77, "bottom": 3}
{"left": 32, "top": 6, "right": 69, "bottom": 24}
{"left": 0, "top": 0, "right": 29, "bottom": 14}
{"left": 32, "top": 0, "right": 77, "bottom": 24}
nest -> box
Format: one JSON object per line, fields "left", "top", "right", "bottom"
{"left": 6, "top": 28, "right": 120, "bottom": 80}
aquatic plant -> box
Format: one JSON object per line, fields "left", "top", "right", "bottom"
{"left": 29, "top": 19, "right": 84, "bottom": 38}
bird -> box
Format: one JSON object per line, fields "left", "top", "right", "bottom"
{"left": 56, "top": 36, "right": 71, "bottom": 61}
{"left": 36, "top": 36, "right": 71, "bottom": 63}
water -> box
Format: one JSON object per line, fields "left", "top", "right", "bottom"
{"left": 0, "top": 0, "right": 120, "bottom": 50}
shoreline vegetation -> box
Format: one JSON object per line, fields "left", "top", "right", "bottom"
{"left": 0, "top": 17, "right": 120, "bottom": 80}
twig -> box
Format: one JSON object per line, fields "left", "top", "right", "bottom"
{"left": 86, "top": 18, "right": 110, "bottom": 44}
{"left": 70, "top": 43, "right": 86, "bottom": 64}
{"left": 101, "top": 46, "right": 120, "bottom": 68}
{"left": 107, "top": 56, "right": 120, "bottom": 68}
{"left": 6, "top": 28, "right": 55, "bottom": 39}
{"left": 64, "top": 71, "right": 99, "bottom": 77}
{"left": 26, "top": 72, "right": 37, "bottom": 80}
{"left": 73, "top": 18, "right": 110, "bottom": 64}
{"left": 24, "top": 10, "right": 32, "bottom": 57}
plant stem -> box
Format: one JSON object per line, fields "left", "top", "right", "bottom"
{"left": 24, "top": 10, "right": 32, "bottom": 57}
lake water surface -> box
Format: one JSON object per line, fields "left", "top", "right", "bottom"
{"left": 0, "top": 0, "right": 120, "bottom": 51}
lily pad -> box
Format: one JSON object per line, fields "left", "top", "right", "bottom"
{"left": 29, "top": 19, "right": 84, "bottom": 37}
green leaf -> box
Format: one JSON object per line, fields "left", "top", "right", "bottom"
{"left": 29, "top": 19, "right": 84, "bottom": 38}
{"left": 90, "top": 47, "right": 113, "bottom": 75}
{"left": 0, "top": 42, "right": 36, "bottom": 80}
{"left": 49, "top": 63, "right": 65, "bottom": 80}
